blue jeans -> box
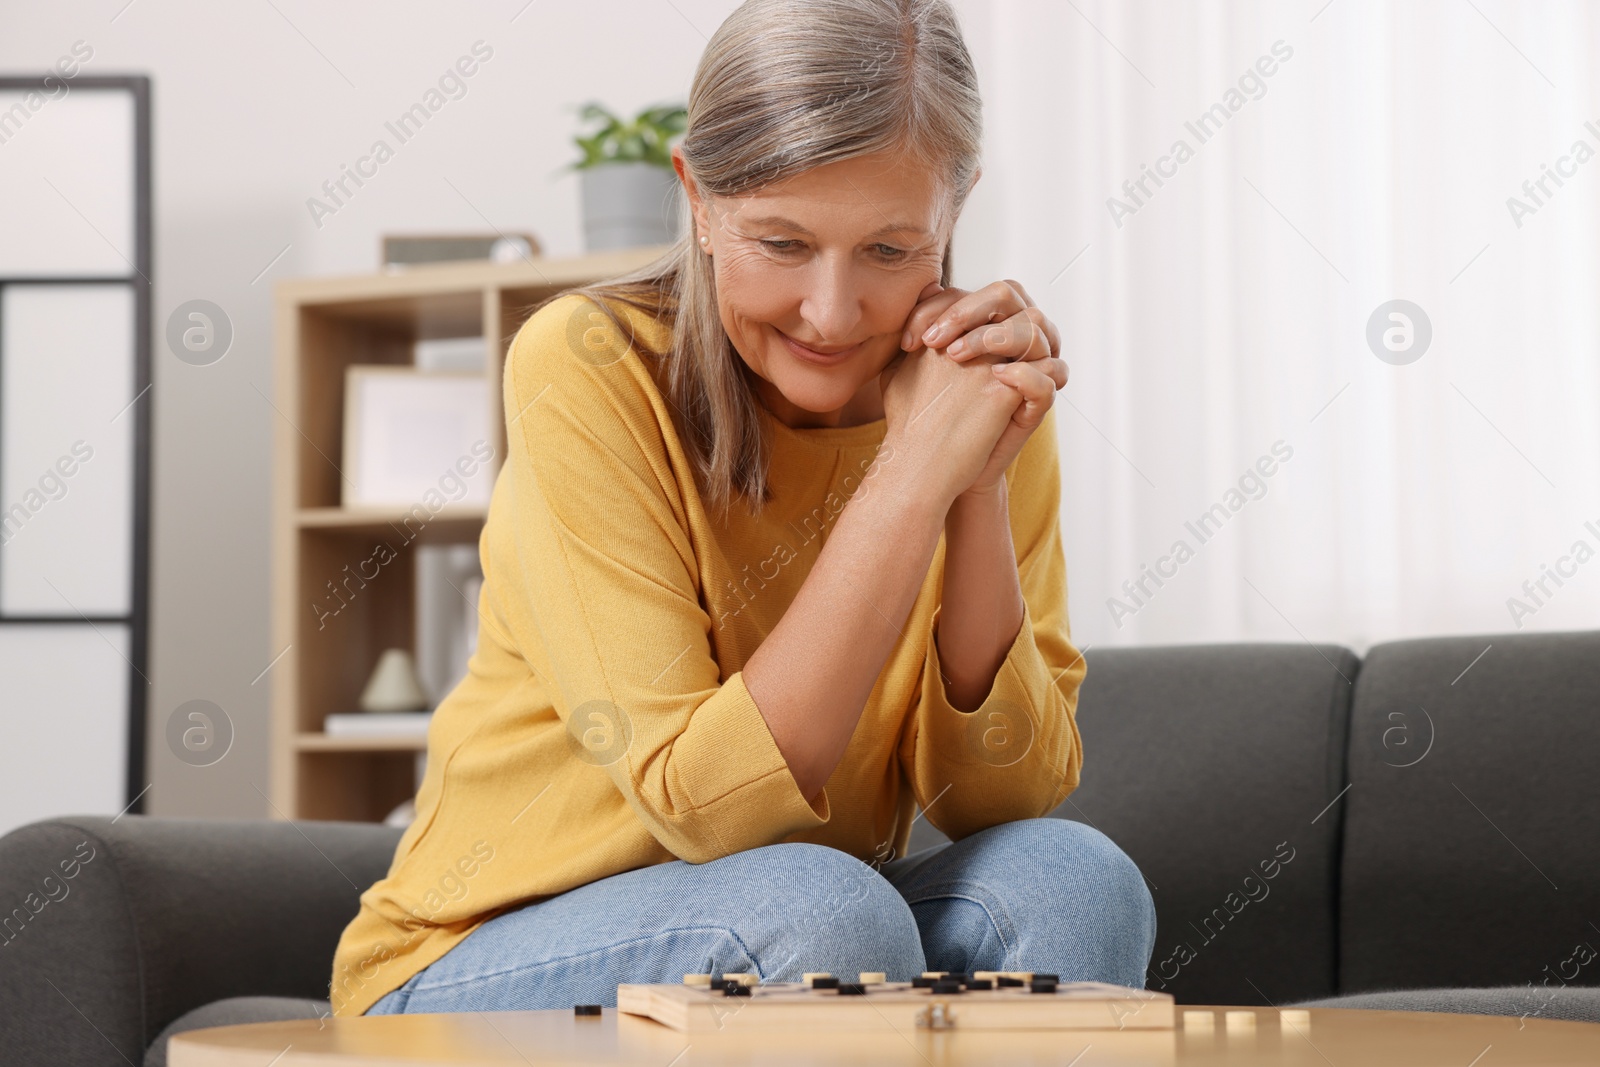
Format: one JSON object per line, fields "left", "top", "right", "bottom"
{"left": 365, "top": 817, "right": 1156, "bottom": 1014}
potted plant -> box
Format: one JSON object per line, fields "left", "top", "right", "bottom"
{"left": 569, "top": 101, "right": 688, "bottom": 252}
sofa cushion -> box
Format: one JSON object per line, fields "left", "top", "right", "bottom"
{"left": 1057, "top": 643, "right": 1358, "bottom": 1006}
{"left": 1339, "top": 630, "right": 1600, "bottom": 993}
{"left": 1290, "top": 985, "right": 1600, "bottom": 1024}
{"left": 146, "top": 997, "right": 330, "bottom": 1067}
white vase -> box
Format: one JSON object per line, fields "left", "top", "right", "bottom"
{"left": 359, "top": 648, "right": 431, "bottom": 712}
{"left": 580, "top": 162, "right": 684, "bottom": 252}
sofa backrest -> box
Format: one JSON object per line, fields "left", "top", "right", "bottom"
{"left": 1338, "top": 629, "right": 1600, "bottom": 995}
{"left": 1059, "top": 642, "right": 1358, "bottom": 1006}
{"left": 911, "top": 630, "right": 1600, "bottom": 1004}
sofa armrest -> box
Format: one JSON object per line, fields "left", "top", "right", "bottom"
{"left": 0, "top": 814, "right": 402, "bottom": 1067}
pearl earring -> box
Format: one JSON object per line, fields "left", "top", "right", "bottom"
{"left": 699, "top": 235, "right": 709, "bottom": 247}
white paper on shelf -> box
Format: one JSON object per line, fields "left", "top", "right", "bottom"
{"left": 324, "top": 711, "right": 433, "bottom": 737}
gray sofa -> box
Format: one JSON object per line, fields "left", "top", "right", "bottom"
{"left": 4, "top": 629, "right": 1597, "bottom": 1066}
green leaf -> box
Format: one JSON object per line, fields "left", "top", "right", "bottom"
{"left": 570, "top": 100, "right": 689, "bottom": 170}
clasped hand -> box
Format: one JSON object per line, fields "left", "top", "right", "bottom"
{"left": 880, "top": 279, "right": 1069, "bottom": 506}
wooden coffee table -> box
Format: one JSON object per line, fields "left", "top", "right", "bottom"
{"left": 168, "top": 1004, "right": 1600, "bottom": 1065}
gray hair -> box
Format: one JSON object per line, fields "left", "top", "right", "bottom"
{"left": 551, "top": 0, "right": 983, "bottom": 518}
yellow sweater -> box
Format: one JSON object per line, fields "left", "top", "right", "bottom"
{"left": 328, "top": 292, "right": 1086, "bottom": 1017}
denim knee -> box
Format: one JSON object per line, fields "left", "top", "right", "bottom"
{"left": 955, "top": 818, "right": 1157, "bottom": 973}
{"left": 1051, "top": 820, "right": 1156, "bottom": 945}
{"left": 1004, "top": 819, "right": 1150, "bottom": 909}
{"left": 719, "top": 842, "right": 926, "bottom": 981}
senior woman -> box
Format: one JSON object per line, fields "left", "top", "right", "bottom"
{"left": 332, "top": 0, "right": 1155, "bottom": 1018}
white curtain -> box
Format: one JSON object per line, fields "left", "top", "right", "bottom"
{"left": 953, "top": 0, "right": 1600, "bottom": 653}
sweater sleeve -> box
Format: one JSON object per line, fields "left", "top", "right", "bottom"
{"left": 492, "top": 293, "right": 829, "bottom": 864}
{"left": 897, "top": 405, "right": 1085, "bottom": 842}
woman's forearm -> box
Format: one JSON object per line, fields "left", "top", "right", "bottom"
{"left": 741, "top": 456, "right": 947, "bottom": 803}
{"left": 935, "top": 480, "right": 1025, "bottom": 711}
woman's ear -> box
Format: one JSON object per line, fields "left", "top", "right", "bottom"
{"left": 672, "top": 145, "right": 712, "bottom": 244}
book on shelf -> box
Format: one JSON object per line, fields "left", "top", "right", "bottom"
{"left": 323, "top": 710, "right": 434, "bottom": 737}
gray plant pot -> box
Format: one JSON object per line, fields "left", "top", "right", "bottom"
{"left": 580, "top": 162, "right": 684, "bottom": 252}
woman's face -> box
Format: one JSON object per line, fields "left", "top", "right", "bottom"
{"left": 677, "top": 148, "right": 953, "bottom": 429}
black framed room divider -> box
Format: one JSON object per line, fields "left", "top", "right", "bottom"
{"left": 0, "top": 75, "right": 151, "bottom": 834}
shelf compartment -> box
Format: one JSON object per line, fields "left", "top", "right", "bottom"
{"left": 295, "top": 749, "right": 420, "bottom": 822}
{"left": 294, "top": 528, "right": 418, "bottom": 733}
{"left": 296, "top": 732, "right": 428, "bottom": 752}
{"left": 297, "top": 505, "right": 486, "bottom": 546}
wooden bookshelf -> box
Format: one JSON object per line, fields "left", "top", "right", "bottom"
{"left": 270, "top": 247, "right": 668, "bottom": 822}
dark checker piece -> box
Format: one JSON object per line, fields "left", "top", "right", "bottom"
{"left": 932, "top": 980, "right": 965, "bottom": 994}
{"left": 574, "top": 1005, "right": 602, "bottom": 1016}
{"left": 911, "top": 976, "right": 937, "bottom": 988}
{"left": 838, "top": 983, "right": 867, "bottom": 995}
{"left": 967, "top": 978, "right": 993, "bottom": 990}
{"left": 1029, "top": 979, "right": 1059, "bottom": 993}
{"left": 997, "top": 976, "right": 1025, "bottom": 987}
{"left": 810, "top": 976, "right": 840, "bottom": 989}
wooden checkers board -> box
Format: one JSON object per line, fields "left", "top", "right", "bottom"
{"left": 617, "top": 974, "right": 1175, "bottom": 1034}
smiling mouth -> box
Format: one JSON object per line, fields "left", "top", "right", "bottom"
{"left": 777, "top": 328, "right": 862, "bottom": 362}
